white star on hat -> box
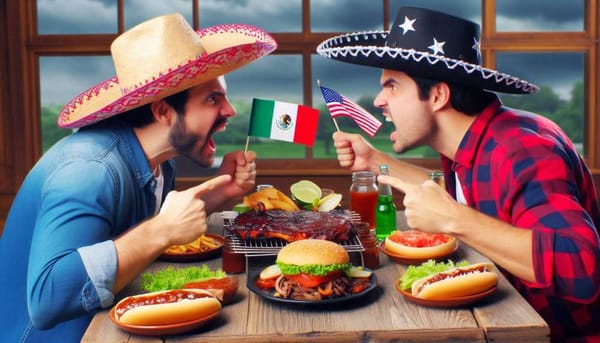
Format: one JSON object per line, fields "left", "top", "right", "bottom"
{"left": 428, "top": 38, "right": 446, "bottom": 55}
{"left": 398, "top": 16, "right": 416, "bottom": 35}
{"left": 472, "top": 37, "right": 481, "bottom": 59}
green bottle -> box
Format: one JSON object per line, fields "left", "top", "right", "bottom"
{"left": 375, "top": 164, "right": 397, "bottom": 241}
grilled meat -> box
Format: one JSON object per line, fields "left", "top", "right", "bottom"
{"left": 229, "top": 207, "right": 356, "bottom": 242}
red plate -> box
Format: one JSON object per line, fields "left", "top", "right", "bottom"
{"left": 160, "top": 233, "right": 224, "bottom": 262}
{"left": 396, "top": 283, "right": 496, "bottom": 308}
{"left": 109, "top": 305, "right": 220, "bottom": 336}
{"left": 379, "top": 241, "right": 458, "bottom": 265}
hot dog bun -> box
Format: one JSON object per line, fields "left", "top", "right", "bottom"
{"left": 411, "top": 262, "right": 498, "bottom": 299}
{"left": 114, "top": 289, "right": 221, "bottom": 326}
{"left": 384, "top": 230, "right": 457, "bottom": 259}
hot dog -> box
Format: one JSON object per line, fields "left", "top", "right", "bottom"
{"left": 384, "top": 230, "right": 457, "bottom": 258}
{"left": 411, "top": 262, "right": 498, "bottom": 299}
{"left": 113, "top": 289, "right": 221, "bottom": 326}
{"left": 183, "top": 276, "right": 239, "bottom": 305}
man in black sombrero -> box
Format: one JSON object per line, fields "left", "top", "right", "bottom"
{"left": 0, "top": 13, "right": 276, "bottom": 342}
{"left": 318, "top": 7, "right": 599, "bottom": 342}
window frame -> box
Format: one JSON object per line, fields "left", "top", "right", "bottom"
{"left": 2, "top": 0, "right": 599, "bottom": 192}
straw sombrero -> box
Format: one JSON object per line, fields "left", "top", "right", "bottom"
{"left": 317, "top": 7, "right": 538, "bottom": 94}
{"left": 58, "top": 13, "right": 277, "bottom": 128}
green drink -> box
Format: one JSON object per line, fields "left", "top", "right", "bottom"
{"left": 375, "top": 165, "right": 396, "bottom": 240}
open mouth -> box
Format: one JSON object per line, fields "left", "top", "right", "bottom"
{"left": 207, "top": 119, "right": 228, "bottom": 152}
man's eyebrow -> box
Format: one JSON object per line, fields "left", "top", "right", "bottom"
{"left": 209, "top": 90, "right": 226, "bottom": 98}
{"left": 381, "top": 78, "right": 395, "bottom": 87}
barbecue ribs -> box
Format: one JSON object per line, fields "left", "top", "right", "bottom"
{"left": 229, "top": 208, "right": 356, "bottom": 242}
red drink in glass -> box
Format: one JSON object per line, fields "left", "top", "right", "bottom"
{"left": 350, "top": 190, "right": 378, "bottom": 229}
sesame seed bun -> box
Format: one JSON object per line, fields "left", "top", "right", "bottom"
{"left": 276, "top": 239, "right": 349, "bottom": 266}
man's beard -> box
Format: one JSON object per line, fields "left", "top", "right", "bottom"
{"left": 169, "top": 117, "right": 211, "bottom": 168}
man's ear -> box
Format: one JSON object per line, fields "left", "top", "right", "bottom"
{"left": 430, "top": 82, "right": 451, "bottom": 111}
{"left": 150, "top": 100, "right": 174, "bottom": 125}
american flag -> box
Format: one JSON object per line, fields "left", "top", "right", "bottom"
{"left": 319, "top": 85, "right": 382, "bottom": 137}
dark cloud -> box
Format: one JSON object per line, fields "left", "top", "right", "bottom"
{"left": 495, "top": 0, "right": 582, "bottom": 22}
{"left": 310, "top": 1, "right": 383, "bottom": 31}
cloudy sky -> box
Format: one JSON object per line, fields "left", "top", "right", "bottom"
{"left": 38, "top": 0, "right": 585, "bottom": 107}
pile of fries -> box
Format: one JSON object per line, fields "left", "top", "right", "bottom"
{"left": 164, "top": 235, "right": 221, "bottom": 254}
{"left": 243, "top": 187, "right": 299, "bottom": 211}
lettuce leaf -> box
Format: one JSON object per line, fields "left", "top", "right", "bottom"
{"left": 141, "top": 265, "right": 227, "bottom": 292}
{"left": 399, "top": 259, "right": 469, "bottom": 291}
{"left": 276, "top": 261, "right": 351, "bottom": 276}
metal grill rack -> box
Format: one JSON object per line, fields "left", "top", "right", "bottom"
{"left": 221, "top": 211, "right": 365, "bottom": 257}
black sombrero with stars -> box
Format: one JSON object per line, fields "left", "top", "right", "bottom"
{"left": 317, "top": 7, "right": 538, "bottom": 94}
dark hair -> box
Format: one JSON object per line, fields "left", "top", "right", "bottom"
{"left": 101, "top": 89, "right": 191, "bottom": 128}
{"left": 409, "top": 74, "right": 496, "bottom": 115}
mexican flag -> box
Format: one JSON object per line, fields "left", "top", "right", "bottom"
{"left": 248, "top": 98, "right": 320, "bottom": 147}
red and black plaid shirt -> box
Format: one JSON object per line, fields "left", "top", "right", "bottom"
{"left": 441, "top": 97, "right": 600, "bottom": 342}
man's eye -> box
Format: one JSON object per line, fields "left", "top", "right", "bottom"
{"left": 207, "top": 96, "right": 217, "bottom": 105}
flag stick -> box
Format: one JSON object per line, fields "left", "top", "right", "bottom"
{"left": 316, "top": 79, "right": 341, "bottom": 132}
{"left": 244, "top": 136, "right": 250, "bottom": 153}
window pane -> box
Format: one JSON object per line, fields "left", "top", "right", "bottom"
{"left": 496, "top": 0, "right": 584, "bottom": 32}
{"left": 390, "top": 0, "right": 481, "bottom": 27}
{"left": 39, "top": 56, "right": 114, "bottom": 152}
{"left": 311, "top": 0, "right": 383, "bottom": 32}
{"left": 37, "top": 0, "right": 117, "bottom": 34}
{"left": 496, "top": 52, "right": 584, "bottom": 153}
{"left": 198, "top": 0, "right": 301, "bottom": 32}
{"left": 124, "top": 0, "right": 193, "bottom": 30}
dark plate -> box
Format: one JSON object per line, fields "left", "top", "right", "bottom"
{"left": 160, "top": 233, "right": 224, "bottom": 262}
{"left": 246, "top": 266, "right": 377, "bottom": 305}
{"left": 379, "top": 241, "right": 458, "bottom": 265}
{"left": 396, "top": 283, "right": 497, "bottom": 308}
{"left": 109, "top": 305, "right": 220, "bottom": 336}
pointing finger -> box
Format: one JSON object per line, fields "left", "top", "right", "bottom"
{"left": 188, "top": 174, "right": 231, "bottom": 197}
{"left": 377, "top": 175, "right": 415, "bottom": 194}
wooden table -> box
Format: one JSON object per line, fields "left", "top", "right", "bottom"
{"left": 82, "top": 212, "right": 549, "bottom": 342}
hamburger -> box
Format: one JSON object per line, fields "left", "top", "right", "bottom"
{"left": 257, "top": 239, "right": 372, "bottom": 300}
{"left": 276, "top": 239, "right": 352, "bottom": 288}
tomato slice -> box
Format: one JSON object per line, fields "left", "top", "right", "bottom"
{"left": 285, "top": 270, "right": 342, "bottom": 288}
{"left": 389, "top": 230, "right": 450, "bottom": 247}
{"left": 255, "top": 277, "right": 277, "bottom": 289}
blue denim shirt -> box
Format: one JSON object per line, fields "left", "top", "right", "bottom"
{"left": 0, "top": 123, "right": 175, "bottom": 342}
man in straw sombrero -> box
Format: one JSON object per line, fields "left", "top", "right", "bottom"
{"left": 1, "top": 13, "right": 276, "bottom": 342}
{"left": 318, "top": 7, "right": 599, "bottom": 341}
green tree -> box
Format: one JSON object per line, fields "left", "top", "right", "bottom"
{"left": 41, "top": 104, "right": 70, "bottom": 152}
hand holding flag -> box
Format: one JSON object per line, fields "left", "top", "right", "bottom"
{"left": 247, "top": 98, "right": 320, "bottom": 148}
{"left": 319, "top": 84, "right": 382, "bottom": 137}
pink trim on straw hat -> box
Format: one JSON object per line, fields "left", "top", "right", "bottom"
{"left": 58, "top": 15, "right": 277, "bottom": 129}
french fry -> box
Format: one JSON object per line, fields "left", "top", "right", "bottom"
{"left": 275, "top": 190, "right": 300, "bottom": 210}
{"left": 164, "top": 235, "right": 220, "bottom": 254}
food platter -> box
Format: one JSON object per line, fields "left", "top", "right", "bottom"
{"left": 395, "top": 283, "right": 496, "bottom": 308}
{"left": 159, "top": 234, "right": 224, "bottom": 262}
{"left": 108, "top": 306, "right": 220, "bottom": 336}
{"left": 379, "top": 240, "right": 458, "bottom": 265}
{"left": 246, "top": 266, "right": 377, "bottom": 305}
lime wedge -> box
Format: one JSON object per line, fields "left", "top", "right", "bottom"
{"left": 232, "top": 203, "right": 252, "bottom": 214}
{"left": 317, "top": 193, "right": 342, "bottom": 212}
{"left": 290, "top": 180, "right": 322, "bottom": 210}
{"left": 345, "top": 266, "right": 372, "bottom": 278}
{"left": 290, "top": 180, "right": 322, "bottom": 199}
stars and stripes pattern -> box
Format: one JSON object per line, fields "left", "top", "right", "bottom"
{"left": 319, "top": 85, "right": 382, "bottom": 137}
